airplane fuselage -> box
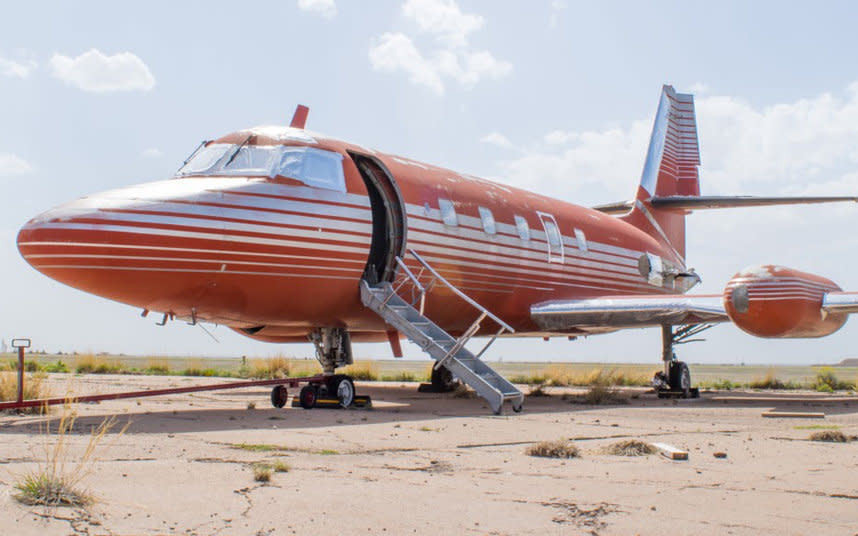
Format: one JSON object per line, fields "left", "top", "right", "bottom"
{"left": 17, "top": 126, "right": 682, "bottom": 343}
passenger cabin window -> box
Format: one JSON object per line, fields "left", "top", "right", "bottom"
{"left": 574, "top": 228, "right": 588, "bottom": 253}
{"left": 545, "top": 220, "right": 561, "bottom": 248}
{"left": 537, "top": 211, "right": 564, "bottom": 263}
{"left": 438, "top": 198, "right": 458, "bottom": 227}
{"left": 514, "top": 215, "right": 530, "bottom": 241}
{"left": 478, "top": 207, "right": 496, "bottom": 235}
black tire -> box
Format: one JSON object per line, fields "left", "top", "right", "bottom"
{"left": 431, "top": 365, "right": 459, "bottom": 392}
{"left": 332, "top": 376, "right": 355, "bottom": 408}
{"left": 669, "top": 361, "right": 691, "bottom": 397}
{"left": 299, "top": 385, "right": 318, "bottom": 409}
{"left": 270, "top": 385, "right": 288, "bottom": 408}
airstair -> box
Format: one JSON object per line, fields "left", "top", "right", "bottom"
{"left": 360, "top": 249, "right": 524, "bottom": 414}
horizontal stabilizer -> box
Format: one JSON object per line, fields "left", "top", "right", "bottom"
{"left": 594, "top": 195, "right": 858, "bottom": 215}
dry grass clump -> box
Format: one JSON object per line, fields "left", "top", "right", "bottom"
{"left": 73, "top": 354, "right": 122, "bottom": 374}
{"left": 748, "top": 369, "right": 800, "bottom": 390}
{"left": 808, "top": 430, "right": 849, "bottom": 443}
{"left": 248, "top": 357, "right": 292, "bottom": 379}
{"left": 1, "top": 371, "right": 51, "bottom": 414}
{"left": 14, "top": 402, "right": 126, "bottom": 506}
{"left": 341, "top": 362, "right": 379, "bottom": 381}
{"left": 526, "top": 383, "right": 550, "bottom": 397}
{"left": 602, "top": 439, "right": 657, "bottom": 456}
{"left": 143, "top": 358, "right": 170, "bottom": 375}
{"left": 526, "top": 439, "right": 580, "bottom": 459}
{"left": 252, "top": 463, "right": 272, "bottom": 482}
{"left": 565, "top": 385, "right": 629, "bottom": 405}
{"left": 272, "top": 460, "right": 290, "bottom": 473}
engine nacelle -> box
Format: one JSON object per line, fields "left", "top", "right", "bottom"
{"left": 723, "top": 265, "right": 847, "bottom": 338}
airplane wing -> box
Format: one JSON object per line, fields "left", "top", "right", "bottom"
{"left": 530, "top": 294, "right": 728, "bottom": 332}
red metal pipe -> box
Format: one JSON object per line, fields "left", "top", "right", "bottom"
{"left": 0, "top": 374, "right": 328, "bottom": 411}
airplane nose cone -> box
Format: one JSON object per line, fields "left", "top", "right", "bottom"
{"left": 16, "top": 178, "right": 232, "bottom": 313}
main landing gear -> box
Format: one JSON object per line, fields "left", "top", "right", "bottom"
{"left": 653, "top": 324, "right": 710, "bottom": 399}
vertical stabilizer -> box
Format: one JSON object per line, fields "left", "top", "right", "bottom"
{"left": 622, "top": 85, "right": 700, "bottom": 264}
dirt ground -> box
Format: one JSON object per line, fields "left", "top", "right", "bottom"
{"left": 1, "top": 374, "right": 857, "bottom": 535}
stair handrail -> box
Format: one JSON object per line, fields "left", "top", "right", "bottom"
{"left": 392, "top": 256, "right": 426, "bottom": 314}
{"left": 406, "top": 249, "right": 515, "bottom": 334}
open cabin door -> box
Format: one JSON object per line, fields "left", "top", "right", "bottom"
{"left": 349, "top": 152, "right": 407, "bottom": 284}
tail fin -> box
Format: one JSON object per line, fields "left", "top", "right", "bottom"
{"left": 621, "top": 85, "right": 700, "bottom": 264}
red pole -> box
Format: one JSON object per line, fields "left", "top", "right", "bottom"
{"left": 16, "top": 345, "right": 24, "bottom": 405}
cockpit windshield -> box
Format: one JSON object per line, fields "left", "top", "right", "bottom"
{"left": 176, "top": 143, "right": 346, "bottom": 192}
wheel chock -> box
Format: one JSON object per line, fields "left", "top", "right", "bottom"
{"left": 291, "top": 395, "right": 372, "bottom": 409}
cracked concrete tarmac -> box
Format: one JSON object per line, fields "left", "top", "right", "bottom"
{"left": 1, "top": 375, "right": 857, "bottom": 535}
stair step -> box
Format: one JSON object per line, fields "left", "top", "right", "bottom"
{"left": 359, "top": 277, "right": 521, "bottom": 415}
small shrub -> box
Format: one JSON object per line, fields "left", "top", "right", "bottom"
{"left": 272, "top": 460, "right": 290, "bottom": 473}
{"left": 581, "top": 385, "right": 628, "bottom": 405}
{"left": 808, "top": 430, "right": 849, "bottom": 443}
{"left": 813, "top": 367, "right": 853, "bottom": 391}
{"left": 246, "top": 401, "right": 256, "bottom": 410}
{"left": 341, "top": 362, "right": 378, "bottom": 381}
{"left": 252, "top": 463, "right": 272, "bottom": 482}
{"left": 25, "top": 360, "right": 42, "bottom": 372}
{"left": 44, "top": 361, "right": 69, "bottom": 373}
{"left": 526, "top": 440, "right": 580, "bottom": 459}
{"left": 603, "top": 440, "right": 657, "bottom": 456}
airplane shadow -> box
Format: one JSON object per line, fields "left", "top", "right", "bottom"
{"left": 1, "top": 384, "right": 856, "bottom": 437}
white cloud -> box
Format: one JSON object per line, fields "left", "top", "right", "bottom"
{"left": 0, "top": 57, "right": 37, "bottom": 79}
{"left": 689, "top": 82, "right": 710, "bottom": 94}
{"left": 141, "top": 148, "right": 163, "bottom": 159}
{"left": 487, "top": 84, "right": 858, "bottom": 208}
{"left": 369, "top": 33, "right": 445, "bottom": 95}
{"left": 49, "top": 49, "right": 155, "bottom": 93}
{"left": 402, "top": 0, "right": 483, "bottom": 48}
{"left": 0, "top": 153, "right": 33, "bottom": 177}
{"left": 480, "top": 132, "right": 514, "bottom": 149}
{"left": 297, "top": 0, "right": 337, "bottom": 19}
{"left": 369, "top": 0, "right": 511, "bottom": 94}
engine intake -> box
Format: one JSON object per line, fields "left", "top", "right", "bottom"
{"left": 723, "top": 265, "right": 847, "bottom": 338}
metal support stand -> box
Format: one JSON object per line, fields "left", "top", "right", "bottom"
{"left": 11, "top": 338, "right": 31, "bottom": 406}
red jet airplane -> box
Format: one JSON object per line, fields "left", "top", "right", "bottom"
{"left": 17, "top": 86, "right": 858, "bottom": 413}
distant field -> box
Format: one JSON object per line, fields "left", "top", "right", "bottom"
{"left": 2, "top": 352, "right": 857, "bottom": 390}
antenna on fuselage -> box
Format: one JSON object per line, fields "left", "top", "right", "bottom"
{"left": 290, "top": 105, "right": 309, "bottom": 129}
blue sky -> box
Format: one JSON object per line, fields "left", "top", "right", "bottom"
{"left": 2, "top": 0, "right": 858, "bottom": 365}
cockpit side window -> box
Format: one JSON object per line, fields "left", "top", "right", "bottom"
{"left": 177, "top": 143, "right": 231, "bottom": 175}
{"left": 177, "top": 143, "right": 346, "bottom": 192}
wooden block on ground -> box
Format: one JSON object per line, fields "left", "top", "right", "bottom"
{"left": 761, "top": 411, "right": 825, "bottom": 419}
{"left": 653, "top": 442, "right": 688, "bottom": 460}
